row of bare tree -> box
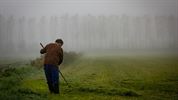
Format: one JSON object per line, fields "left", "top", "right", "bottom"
{"left": 0, "top": 14, "right": 177, "bottom": 57}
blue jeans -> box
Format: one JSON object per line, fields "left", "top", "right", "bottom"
{"left": 44, "top": 64, "right": 59, "bottom": 93}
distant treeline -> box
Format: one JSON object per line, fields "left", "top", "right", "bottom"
{"left": 0, "top": 14, "right": 177, "bottom": 57}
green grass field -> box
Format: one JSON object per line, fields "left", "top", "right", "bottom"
{"left": 0, "top": 54, "right": 178, "bottom": 100}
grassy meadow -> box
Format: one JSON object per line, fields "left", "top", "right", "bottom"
{"left": 0, "top": 53, "right": 178, "bottom": 100}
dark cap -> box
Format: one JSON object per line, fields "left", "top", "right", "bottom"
{"left": 55, "top": 39, "right": 63, "bottom": 45}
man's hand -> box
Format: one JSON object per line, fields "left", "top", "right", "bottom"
{"left": 40, "top": 43, "right": 46, "bottom": 54}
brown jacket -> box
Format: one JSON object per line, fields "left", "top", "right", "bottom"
{"left": 40, "top": 43, "right": 63, "bottom": 66}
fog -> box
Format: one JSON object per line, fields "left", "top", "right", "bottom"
{"left": 0, "top": 0, "right": 178, "bottom": 58}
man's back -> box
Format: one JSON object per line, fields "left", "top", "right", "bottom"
{"left": 40, "top": 43, "right": 63, "bottom": 66}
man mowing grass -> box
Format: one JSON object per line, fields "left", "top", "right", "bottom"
{"left": 40, "top": 39, "right": 63, "bottom": 94}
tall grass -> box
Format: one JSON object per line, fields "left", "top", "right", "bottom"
{"left": 0, "top": 64, "right": 47, "bottom": 100}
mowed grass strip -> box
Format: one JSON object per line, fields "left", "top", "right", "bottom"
{"left": 58, "top": 55, "right": 178, "bottom": 99}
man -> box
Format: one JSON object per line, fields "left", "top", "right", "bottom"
{"left": 40, "top": 39, "right": 63, "bottom": 94}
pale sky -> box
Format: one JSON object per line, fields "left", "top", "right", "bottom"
{"left": 0, "top": 0, "right": 177, "bottom": 17}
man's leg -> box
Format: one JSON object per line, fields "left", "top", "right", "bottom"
{"left": 44, "top": 64, "right": 53, "bottom": 93}
{"left": 51, "top": 66, "right": 59, "bottom": 94}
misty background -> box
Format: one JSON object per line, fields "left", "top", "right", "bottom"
{"left": 0, "top": 0, "right": 177, "bottom": 58}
